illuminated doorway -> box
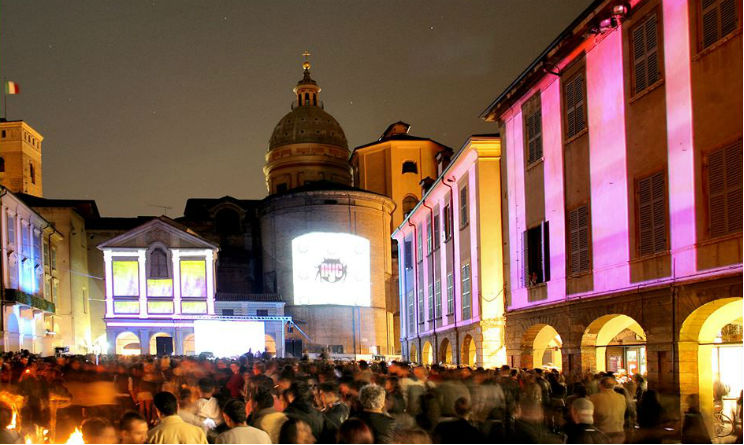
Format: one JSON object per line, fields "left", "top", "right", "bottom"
{"left": 439, "top": 338, "right": 452, "bottom": 364}
{"left": 116, "top": 331, "right": 141, "bottom": 355}
{"left": 409, "top": 343, "right": 418, "bottom": 363}
{"left": 183, "top": 334, "right": 195, "bottom": 356}
{"left": 461, "top": 335, "right": 477, "bottom": 367}
{"left": 581, "top": 314, "right": 646, "bottom": 376}
{"left": 422, "top": 341, "right": 433, "bottom": 365}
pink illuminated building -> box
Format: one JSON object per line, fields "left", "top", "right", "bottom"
{"left": 482, "top": 0, "right": 741, "bottom": 423}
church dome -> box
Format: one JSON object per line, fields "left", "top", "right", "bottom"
{"left": 268, "top": 106, "right": 348, "bottom": 151}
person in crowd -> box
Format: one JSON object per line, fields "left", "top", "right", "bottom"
{"left": 146, "top": 391, "right": 207, "bottom": 444}
{"left": 252, "top": 388, "right": 288, "bottom": 444}
{"left": 635, "top": 390, "right": 666, "bottom": 443}
{"left": 431, "top": 397, "right": 484, "bottom": 444}
{"left": 565, "top": 397, "right": 608, "bottom": 444}
{"left": 176, "top": 388, "right": 203, "bottom": 428}
{"left": 357, "top": 384, "right": 395, "bottom": 444}
{"left": 278, "top": 417, "right": 315, "bottom": 444}
{"left": 224, "top": 362, "right": 244, "bottom": 399}
{"left": 194, "top": 378, "right": 222, "bottom": 429}
{"left": 337, "top": 418, "right": 374, "bottom": 444}
{"left": 81, "top": 417, "right": 117, "bottom": 444}
{"left": 589, "top": 376, "right": 626, "bottom": 443}
{"left": 392, "top": 427, "right": 431, "bottom": 444}
{"left": 215, "top": 399, "right": 271, "bottom": 444}
{"left": 510, "top": 398, "right": 564, "bottom": 443}
{"left": 319, "top": 382, "right": 350, "bottom": 442}
{"left": 282, "top": 381, "right": 325, "bottom": 440}
{"left": 119, "top": 411, "right": 149, "bottom": 444}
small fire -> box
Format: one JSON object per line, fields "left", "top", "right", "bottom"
{"left": 65, "top": 427, "right": 85, "bottom": 445}
{"left": 7, "top": 411, "right": 16, "bottom": 430}
{"left": 24, "top": 435, "right": 32, "bottom": 444}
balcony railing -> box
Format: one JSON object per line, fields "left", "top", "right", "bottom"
{"left": 3, "top": 289, "right": 55, "bottom": 313}
{"left": 215, "top": 292, "right": 283, "bottom": 302}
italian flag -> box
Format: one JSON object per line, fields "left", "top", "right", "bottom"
{"left": 5, "top": 81, "right": 20, "bottom": 95}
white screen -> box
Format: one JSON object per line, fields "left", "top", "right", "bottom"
{"left": 292, "top": 232, "right": 371, "bottom": 306}
{"left": 193, "top": 320, "right": 265, "bottom": 357}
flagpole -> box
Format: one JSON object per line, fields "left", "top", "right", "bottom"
{"left": 2, "top": 77, "right": 6, "bottom": 120}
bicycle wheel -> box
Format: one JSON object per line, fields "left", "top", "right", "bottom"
{"left": 716, "top": 413, "right": 734, "bottom": 438}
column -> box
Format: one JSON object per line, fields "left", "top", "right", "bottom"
{"left": 103, "top": 251, "right": 114, "bottom": 317}
{"left": 137, "top": 250, "right": 147, "bottom": 318}
{"left": 171, "top": 249, "right": 181, "bottom": 315}
{"left": 205, "top": 250, "right": 215, "bottom": 315}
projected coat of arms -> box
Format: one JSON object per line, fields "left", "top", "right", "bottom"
{"left": 292, "top": 232, "right": 371, "bottom": 306}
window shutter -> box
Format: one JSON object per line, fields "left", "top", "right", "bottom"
{"left": 725, "top": 141, "right": 743, "bottom": 232}
{"left": 565, "top": 80, "right": 576, "bottom": 138}
{"left": 521, "top": 230, "right": 528, "bottom": 287}
{"left": 651, "top": 173, "right": 667, "bottom": 252}
{"left": 574, "top": 76, "right": 585, "bottom": 134}
{"left": 639, "top": 176, "right": 655, "bottom": 255}
{"left": 578, "top": 206, "right": 591, "bottom": 272}
{"left": 633, "top": 25, "right": 648, "bottom": 92}
{"left": 541, "top": 221, "right": 551, "bottom": 282}
{"left": 708, "top": 148, "right": 727, "bottom": 237}
{"left": 702, "top": 1, "right": 720, "bottom": 48}
{"left": 645, "top": 15, "right": 659, "bottom": 86}
{"left": 721, "top": 0, "right": 738, "bottom": 37}
{"left": 569, "top": 208, "right": 580, "bottom": 274}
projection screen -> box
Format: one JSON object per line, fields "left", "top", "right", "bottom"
{"left": 291, "top": 232, "right": 371, "bottom": 306}
{"left": 193, "top": 320, "right": 265, "bottom": 357}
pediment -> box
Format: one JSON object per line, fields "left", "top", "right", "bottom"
{"left": 97, "top": 217, "right": 217, "bottom": 250}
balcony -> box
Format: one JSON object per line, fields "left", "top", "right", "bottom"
{"left": 215, "top": 292, "right": 282, "bottom": 302}
{"left": 3, "top": 289, "right": 55, "bottom": 313}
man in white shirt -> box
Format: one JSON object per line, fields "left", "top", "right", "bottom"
{"left": 195, "top": 378, "right": 222, "bottom": 429}
{"left": 216, "top": 399, "right": 271, "bottom": 444}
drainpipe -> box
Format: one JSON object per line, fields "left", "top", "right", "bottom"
{"left": 407, "top": 219, "right": 420, "bottom": 363}
{"left": 420, "top": 200, "right": 437, "bottom": 363}
{"left": 0, "top": 188, "right": 7, "bottom": 349}
{"left": 442, "top": 177, "right": 459, "bottom": 365}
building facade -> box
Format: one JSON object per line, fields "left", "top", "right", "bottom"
{"left": 392, "top": 135, "right": 505, "bottom": 368}
{"left": 0, "top": 120, "right": 43, "bottom": 197}
{"left": 482, "top": 0, "right": 742, "bottom": 425}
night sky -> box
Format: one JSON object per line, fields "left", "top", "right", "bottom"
{"left": 1, "top": 0, "right": 591, "bottom": 217}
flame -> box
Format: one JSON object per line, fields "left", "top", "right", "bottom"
{"left": 7, "top": 411, "right": 16, "bottom": 430}
{"left": 24, "top": 435, "right": 32, "bottom": 444}
{"left": 65, "top": 427, "right": 85, "bottom": 445}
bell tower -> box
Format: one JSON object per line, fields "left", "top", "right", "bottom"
{"left": 0, "top": 119, "right": 44, "bottom": 197}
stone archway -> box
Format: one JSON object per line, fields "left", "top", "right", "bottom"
{"left": 422, "top": 341, "right": 433, "bottom": 365}
{"left": 439, "top": 338, "right": 452, "bottom": 364}
{"left": 581, "top": 314, "right": 646, "bottom": 375}
{"left": 461, "top": 334, "right": 477, "bottom": 367}
{"left": 679, "top": 297, "right": 742, "bottom": 429}
{"left": 183, "top": 334, "right": 195, "bottom": 356}
{"left": 521, "top": 324, "right": 563, "bottom": 370}
{"left": 409, "top": 342, "right": 418, "bottom": 363}
{"left": 5, "top": 313, "right": 20, "bottom": 352}
{"left": 116, "top": 331, "right": 141, "bottom": 355}
{"left": 149, "top": 332, "right": 173, "bottom": 355}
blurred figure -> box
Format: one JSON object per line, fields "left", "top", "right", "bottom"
{"left": 194, "top": 378, "right": 222, "bottom": 429}
{"left": 432, "top": 397, "right": 484, "bottom": 443}
{"left": 318, "top": 382, "right": 350, "bottom": 442}
{"left": 119, "top": 411, "right": 148, "bottom": 444}
{"left": 510, "top": 399, "right": 563, "bottom": 443}
{"left": 282, "top": 381, "right": 325, "bottom": 440}
{"left": 278, "top": 418, "right": 315, "bottom": 444}
{"left": 215, "top": 399, "right": 270, "bottom": 444}
{"left": 252, "top": 389, "right": 288, "bottom": 444}
{"left": 393, "top": 427, "right": 432, "bottom": 444}
{"left": 565, "top": 398, "right": 608, "bottom": 444}
{"left": 589, "top": 377, "right": 626, "bottom": 443}
{"left": 147, "top": 392, "right": 207, "bottom": 444}
{"left": 635, "top": 390, "right": 665, "bottom": 443}
{"left": 358, "top": 384, "right": 395, "bottom": 444}
{"left": 681, "top": 394, "right": 711, "bottom": 444}
{"left": 81, "top": 417, "right": 117, "bottom": 444}
{"left": 0, "top": 402, "right": 22, "bottom": 444}
{"left": 337, "top": 418, "right": 374, "bottom": 444}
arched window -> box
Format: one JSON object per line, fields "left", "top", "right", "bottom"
{"left": 215, "top": 208, "right": 241, "bottom": 235}
{"left": 0, "top": 157, "right": 5, "bottom": 173}
{"left": 149, "top": 248, "right": 169, "bottom": 278}
{"left": 402, "top": 161, "right": 418, "bottom": 174}
{"left": 304, "top": 92, "right": 310, "bottom": 105}
{"left": 29, "top": 162, "right": 35, "bottom": 184}
{"left": 402, "top": 195, "right": 418, "bottom": 215}
{"left": 313, "top": 94, "right": 317, "bottom": 106}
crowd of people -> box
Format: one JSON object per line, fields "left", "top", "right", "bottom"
{"left": 0, "top": 350, "right": 741, "bottom": 444}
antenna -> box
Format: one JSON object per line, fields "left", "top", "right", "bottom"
{"left": 146, "top": 203, "right": 173, "bottom": 216}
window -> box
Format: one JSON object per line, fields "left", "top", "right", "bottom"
{"left": 701, "top": 0, "right": 738, "bottom": 49}
{"left": 632, "top": 13, "right": 661, "bottom": 94}
{"left": 222, "top": 309, "right": 234, "bottom": 316}
{"left": 149, "top": 248, "right": 169, "bottom": 278}
{"left": 32, "top": 231, "right": 41, "bottom": 264}
{"left": 427, "top": 281, "right": 434, "bottom": 321}
{"left": 417, "top": 288, "right": 424, "bottom": 325}
{"left": 426, "top": 219, "right": 432, "bottom": 254}
{"left": 459, "top": 185, "right": 469, "bottom": 227}
{"left": 6, "top": 213, "right": 15, "bottom": 246}
{"left": 51, "top": 246, "right": 57, "bottom": 269}
{"left": 524, "top": 221, "right": 550, "bottom": 286}
{"left": 29, "top": 162, "right": 35, "bottom": 184}
{"left": 433, "top": 214, "right": 441, "bottom": 249}
{"left": 638, "top": 172, "right": 667, "bottom": 255}
{"left": 568, "top": 205, "right": 592, "bottom": 274}
{"left": 402, "top": 161, "right": 418, "bottom": 174}
{"left": 708, "top": 140, "right": 743, "bottom": 237}
{"left": 402, "top": 195, "right": 418, "bottom": 215}
{"left": 403, "top": 240, "right": 413, "bottom": 270}
{"left": 1, "top": 130, "right": 5, "bottom": 138}
{"left": 564, "top": 73, "right": 586, "bottom": 139}
{"left": 523, "top": 94, "right": 543, "bottom": 164}
{"left": 443, "top": 204, "right": 453, "bottom": 240}
{"left": 0, "top": 157, "right": 4, "bottom": 173}
{"left": 407, "top": 290, "right": 415, "bottom": 333}
{"left": 461, "top": 263, "right": 471, "bottom": 320}
{"left": 256, "top": 309, "right": 269, "bottom": 316}
{"left": 446, "top": 272, "right": 454, "bottom": 314}
{"left": 434, "top": 279, "right": 442, "bottom": 319}
{"left": 416, "top": 228, "right": 423, "bottom": 262}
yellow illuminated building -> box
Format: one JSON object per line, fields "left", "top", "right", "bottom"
{"left": 0, "top": 120, "right": 43, "bottom": 197}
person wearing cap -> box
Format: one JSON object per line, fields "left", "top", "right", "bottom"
{"left": 566, "top": 398, "right": 609, "bottom": 444}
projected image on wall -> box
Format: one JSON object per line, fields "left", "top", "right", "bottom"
{"left": 113, "top": 260, "right": 139, "bottom": 296}
{"left": 292, "top": 232, "right": 371, "bottom": 306}
{"left": 194, "top": 320, "right": 265, "bottom": 357}
{"left": 180, "top": 260, "right": 206, "bottom": 297}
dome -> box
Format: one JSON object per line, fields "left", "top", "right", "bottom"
{"left": 268, "top": 105, "right": 348, "bottom": 151}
